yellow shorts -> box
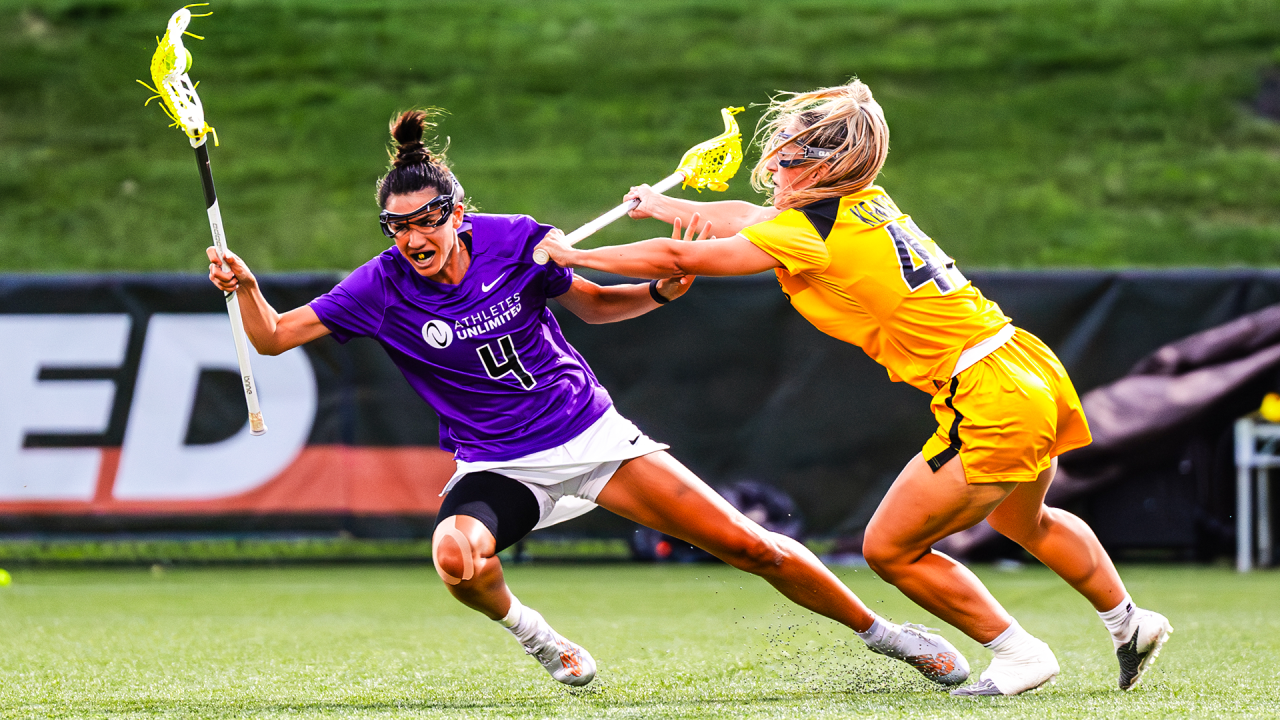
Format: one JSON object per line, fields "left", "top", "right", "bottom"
{"left": 921, "top": 328, "right": 1092, "bottom": 483}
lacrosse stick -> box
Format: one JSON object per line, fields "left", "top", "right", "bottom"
{"left": 532, "top": 106, "right": 745, "bottom": 265}
{"left": 139, "top": 5, "right": 266, "bottom": 436}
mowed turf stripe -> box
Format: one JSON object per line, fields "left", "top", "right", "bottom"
{"left": 0, "top": 564, "right": 1275, "bottom": 718}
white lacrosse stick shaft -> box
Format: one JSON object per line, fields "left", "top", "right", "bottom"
{"left": 532, "top": 171, "right": 685, "bottom": 265}
{"left": 196, "top": 127, "right": 266, "bottom": 435}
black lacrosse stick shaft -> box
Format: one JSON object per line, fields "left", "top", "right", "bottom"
{"left": 194, "top": 141, "right": 218, "bottom": 210}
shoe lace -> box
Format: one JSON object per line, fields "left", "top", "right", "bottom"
{"left": 522, "top": 629, "right": 561, "bottom": 665}
{"left": 523, "top": 641, "right": 553, "bottom": 660}
{"left": 901, "top": 622, "right": 940, "bottom": 636}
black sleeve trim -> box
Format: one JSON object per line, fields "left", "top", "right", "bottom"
{"left": 798, "top": 197, "right": 842, "bottom": 241}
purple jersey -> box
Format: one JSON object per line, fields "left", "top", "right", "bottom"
{"left": 310, "top": 213, "right": 612, "bottom": 462}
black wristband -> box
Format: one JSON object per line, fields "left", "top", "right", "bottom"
{"left": 648, "top": 278, "right": 670, "bottom": 304}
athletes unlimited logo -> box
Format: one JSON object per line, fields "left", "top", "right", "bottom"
{"left": 422, "top": 319, "right": 453, "bottom": 349}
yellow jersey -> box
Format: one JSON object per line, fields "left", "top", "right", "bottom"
{"left": 741, "top": 186, "right": 1010, "bottom": 394}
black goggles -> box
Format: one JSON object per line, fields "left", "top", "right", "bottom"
{"left": 379, "top": 182, "right": 462, "bottom": 238}
{"left": 775, "top": 132, "right": 836, "bottom": 168}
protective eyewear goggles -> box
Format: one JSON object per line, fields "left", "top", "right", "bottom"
{"left": 775, "top": 132, "right": 836, "bottom": 168}
{"left": 379, "top": 182, "right": 463, "bottom": 238}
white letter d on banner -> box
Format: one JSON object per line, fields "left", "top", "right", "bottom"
{"left": 114, "top": 314, "right": 317, "bottom": 500}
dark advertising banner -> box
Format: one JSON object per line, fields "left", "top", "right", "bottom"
{"left": 3, "top": 270, "right": 1280, "bottom": 537}
{"left": 0, "top": 275, "right": 451, "bottom": 533}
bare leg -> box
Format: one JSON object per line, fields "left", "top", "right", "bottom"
{"left": 862, "top": 453, "right": 1018, "bottom": 643}
{"left": 596, "top": 451, "right": 877, "bottom": 632}
{"left": 433, "top": 514, "right": 599, "bottom": 686}
{"left": 986, "top": 458, "right": 1127, "bottom": 612}
{"left": 431, "top": 515, "right": 513, "bottom": 619}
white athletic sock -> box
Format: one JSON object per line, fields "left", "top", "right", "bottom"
{"left": 968, "top": 619, "right": 1058, "bottom": 695}
{"left": 1098, "top": 594, "right": 1135, "bottom": 642}
{"left": 984, "top": 620, "right": 1034, "bottom": 658}
{"left": 499, "top": 598, "right": 550, "bottom": 647}
{"left": 855, "top": 615, "right": 888, "bottom": 647}
{"left": 497, "top": 597, "right": 523, "bottom": 629}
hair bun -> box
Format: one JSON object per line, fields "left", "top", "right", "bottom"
{"left": 390, "top": 109, "right": 434, "bottom": 168}
{"left": 393, "top": 141, "right": 429, "bottom": 169}
{"left": 378, "top": 107, "right": 460, "bottom": 209}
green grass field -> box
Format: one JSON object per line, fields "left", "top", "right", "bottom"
{"left": 0, "top": 563, "right": 1275, "bottom": 718}
{"left": 4, "top": 0, "right": 1280, "bottom": 271}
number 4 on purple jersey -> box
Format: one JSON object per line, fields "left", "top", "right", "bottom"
{"left": 477, "top": 335, "right": 537, "bottom": 390}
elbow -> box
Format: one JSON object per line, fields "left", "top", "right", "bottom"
{"left": 671, "top": 259, "right": 703, "bottom": 278}
{"left": 249, "top": 336, "right": 285, "bottom": 357}
{"left": 665, "top": 243, "right": 696, "bottom": 276}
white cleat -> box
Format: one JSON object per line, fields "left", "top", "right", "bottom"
{"left": 1115, "top": 609, "right": 1172, "bottom": 690}
{"left": 951, "top": 635, "right": 1058, "bottom": 697}
{"left": 518, "top": 612, "right": 597, "bottom": 687}
{"left": 866, "top": 622, "right": 971, "bottom": 686}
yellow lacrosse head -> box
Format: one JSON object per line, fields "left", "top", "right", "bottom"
{"left": 675, "top": 106, "right": 745, "bottom": 192}
{"left": 138, "top": 5, "right": 217, "bottom": 147}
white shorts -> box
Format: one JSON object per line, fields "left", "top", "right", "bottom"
{"left": 443, "top": 406, "right": 668, "bottom": 531}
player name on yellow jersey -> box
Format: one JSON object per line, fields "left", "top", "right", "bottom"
{"left": 848, "top": 192, "right": 900, "bottom": 227}
{"left": 741, "top": 186, "right": 1011, "bottom": 394}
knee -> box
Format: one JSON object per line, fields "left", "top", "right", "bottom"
{"left": 861, "top": 533, "right": 895, "bottom": 576}
{"left": 432, "top": 517, "right": 484, "bottom": 587}
{"left": 989, "top": 505, "right": 1052, "bottom": 546}
{"left": 861, "top": 529, "right": 915, "bottom": 578}
{"left": 432, "top": 542, "right": 474, "bottom": 587}
{"left": 719, "top": 528, "right": 786, "bottom": 574}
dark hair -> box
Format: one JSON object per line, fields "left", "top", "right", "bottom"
{"left": 376, "top": 109, "right": 465, "bottom": 209}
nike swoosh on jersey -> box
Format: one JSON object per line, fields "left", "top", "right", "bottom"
{"left": 481, "top": 274, "right": 507, "bottom": 292}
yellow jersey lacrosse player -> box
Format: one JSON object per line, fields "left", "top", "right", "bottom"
{"left": 535, "top": 78, "right": 1172, "bottom": 696}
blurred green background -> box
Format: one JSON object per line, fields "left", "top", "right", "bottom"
{"left": 4, "top": 0, "right": 1280, "bottom": 273}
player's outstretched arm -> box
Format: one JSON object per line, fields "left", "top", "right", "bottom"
{"left": 626, "top": 184, "right": 777, "bottom": 239}
{"left": 537, "top": 233, "right": 781, "bottom": 280}
{"left": 206, "top": 247, "right": 330, "bottom": 355}
{"left": 554, "top": 275, "right": 691, "bottom": 325}
{"left": 550, "top": 221, "right": 699, "bottom": 324}
{"left": 536, "top": 212, "right": 781, "bottom": 280}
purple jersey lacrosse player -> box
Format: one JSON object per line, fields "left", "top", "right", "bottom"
{"left": 309, "top": 213, "right": 613, "bottom": 463}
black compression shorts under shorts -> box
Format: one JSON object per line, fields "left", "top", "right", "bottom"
{"left": 435, "top": 471, "right": 540, "bottom": 553}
